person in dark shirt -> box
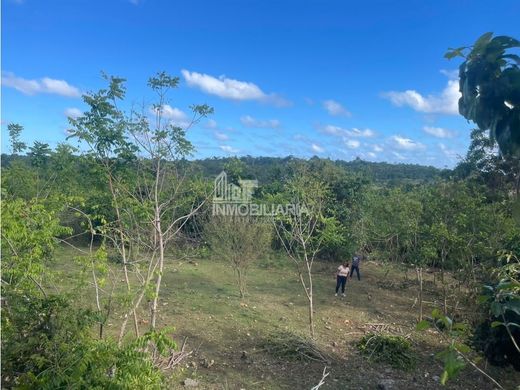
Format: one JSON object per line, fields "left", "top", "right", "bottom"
{"left": 350, "top": 254, "right": 361, "bottom": 281}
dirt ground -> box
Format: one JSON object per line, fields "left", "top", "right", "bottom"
{"left": 55, "top": 247, "right": 520, "bottom": 389}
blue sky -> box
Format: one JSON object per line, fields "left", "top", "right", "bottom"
{"left": 2, "top": 0, "right": 519, "bottom": 167}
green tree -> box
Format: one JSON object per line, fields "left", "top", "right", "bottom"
{"left": 448, "top": 33, "right": 520, "bottom": 156}
{"left": 205, "top": 215, "right": 272, "bottom": 298}
{"left": 28, "top": 141, "right": 52, "bottom": 168}
{"left": 273, "top": 167, "right": 331, "bottom": 338}
{"left": 7, "top": 122, "right": 27, "bottom": 154}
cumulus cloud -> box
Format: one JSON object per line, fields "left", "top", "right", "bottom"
{"left": 64, "top": 107, "right": 83, "bottom": 119}
{"left": 2, "top": 72, "right": 81, "bottom": 97}
{"left": 323, "top": 99, "right": 351, "bottom": 117}
{"left": 382, "top": 78, "right": 460, "bottom": 115}
{"left": 319, "top": 124, "right": 374, "bottom": 138}
{"left": 149, "top": 104, "right": 189, "bottom": 127}
{"left": 373, "top": 144, "right": 384, "bottom": 152}
{"left": 423, "top": 126, "right": 455, "bottom": 139}
{"left": 367, "top": 152, "right": 377, "bottom": 158}
{"left": 181, "top": 69, "right": 290, "bottom": 106}
{"left": 440, "top": 69, "right": 459, "bottom": 79}
{"left": 240, "top": 115, "right": 280, "bottom": 129}
{"left": 311, "top": 143, "right": 325, "bottom": 153}
{"left": 345, "top": 139, "right": 360, "bottom": 149}
{"left": 439, "top": 143, "right": 459, "bottom": 160}
{"left": 348, "top": 128, "right": 375, "bottom": 137}
{"left": 214, "top": 131, "right": 229, "bottom": 141}
{"left": 220, "top": 145, "right": 239, "bottom": 154}
{"left": 391, "top": 135, "right": 426, "bottom": 151}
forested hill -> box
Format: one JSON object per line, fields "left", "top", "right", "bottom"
{"left": 1, "top": 153, "right": 445, "bottom": 185}
{"left": 191, "top": 156, "right": 446, "bottom": 184}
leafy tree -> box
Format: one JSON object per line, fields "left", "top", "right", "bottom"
{"left": 69, "top": 71, "right": 213, "bottom": 341}
{"left": 447, "top": 33, "right": 520, "bottom": 156}
{"left": 7, "top": 122, "right": 27, "bottom": 154}
{"left": 28, "top": 141, "right": 52, "bottom": 168}
{"left": 273, "top": 167, "right": 331, "bottom": 338}
{"left": 205, "top": 215, "right": 272, "bottom": 298}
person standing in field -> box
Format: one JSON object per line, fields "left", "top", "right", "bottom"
{"left": 335, "top": 261, "right": 350, "bottom": 297}
{"left": 350, "top": 254, "right": 361, "bottom": 281}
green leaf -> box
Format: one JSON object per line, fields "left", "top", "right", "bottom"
{"left": 502, "top": 299, "right": 520, "bottom": 316}
{"left": 440, "top": 370, "right": 449, "bottom": 385}
{"left": 416, "top": 320, "right": 430, "bottom": 331}
{"left": 473, "top": 32, "right": 494, "bottom": 53}
{"left": 454, "top": 343, "right": 471, "bottom": 354}
{"left": 431, "top": 308, "right": 442, "bottom": 320}
{"left": 491, "top": 321, "right": 503, "bottom": 328}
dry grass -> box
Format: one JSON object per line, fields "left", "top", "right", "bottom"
{"left": 52, "top": 247, "right": 520, "bottom": 389}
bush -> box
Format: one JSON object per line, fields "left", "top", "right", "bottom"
{"left": 473, "top": 312, "right": 520, "bottom": 370}
{"left": 1, "top": 293, "right": 168, "bottom": 389}
{"left": 357, "top": 333, "right": 416, "bottom": 370}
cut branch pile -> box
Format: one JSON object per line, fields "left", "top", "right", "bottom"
{"left": 260, "top": 331, "right": 330, "bottom": 363}
{"left": 155, "top": 337, "right": 193, "bottom": 370}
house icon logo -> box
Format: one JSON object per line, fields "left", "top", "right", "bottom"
{"left": 213, "top": 171, "right": 258, "bottom": 204}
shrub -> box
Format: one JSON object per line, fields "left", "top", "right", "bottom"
{"left": 357, "top": 333, "right": 416, "bottom": 370}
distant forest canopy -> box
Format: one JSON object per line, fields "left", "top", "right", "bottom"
{"left": 1, "top": 153, "right": 446, "bottom": 185}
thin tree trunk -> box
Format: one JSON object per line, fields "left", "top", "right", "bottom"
{"left": 150, "top": 159, "right": 164, "bottom": 330}
{"left": 416, "top": 267, "right": 423, "bottom": 321}
{"left": 308, "top": 270, "right": 315, "bottom": 338}
{"left": 108, "top": 173, "right": 140, "bottom": 342}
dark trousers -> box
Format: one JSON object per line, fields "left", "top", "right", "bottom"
{"left": 350, "top": 265, "right": 360, "bottom": 280}
{"left": 336, "top": 275, "right": 347, "bottom": 293}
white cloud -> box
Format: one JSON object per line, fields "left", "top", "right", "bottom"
{"left": 64, "top": 107, "right": 83, "bottom": 119}
{"left": 392, "top": 151, "right": 406, "bottom": 160}
{"left": 311, "top": 143, "right": 325, "bottom": 153}
{"left": 423, "top": 126, "right": 455, "bottom": 139}
{"left": 367, "top": 152, "right": 377, "bottom": 158}
{"left": 373, "top": 144, "right": 384, "bottom": 152}
{"left": 320, "top": 124, "right": 345, "bottom": 136}
{"left": 240, "top": 115, "right": 280, "bottom": 129}
{"left": 181, "top": 69, "right": 290, "bottom": 106}
{"left": 205, "top": 119, "right": 218, "bottom": 129}
{"left": 319, "top": 124, "right": 374, "bottom": 138}
{"left": 149, "top": 105, "right": 189, "bottom": 127}
{"left": 214, "top": 131, "right": 229, "bottom": 141}
{"left": 347, "top": 128, "right": 375, "bottom": 137}
{"left": 2, "top": 72, "right": 81, "bottom": 97}
{"left": 440, "top": 69, "right": 459, "bottom": 79}
{"left": 323, "top": 99, "right": 351, "bottom": 117}
{"left": 220, "top": 145, "right": 239, "bottom": 154}
{"left": 391, "top": 135, "right": 426, "bottom": 151}
{"left": 439, "top": 143, "right": 459, "bottom": 160}
{"left": 345, "top": 139, "right": 360, "bottom": 149}
{"left": 382, "top": 79, "right": 460, "bottom": 115}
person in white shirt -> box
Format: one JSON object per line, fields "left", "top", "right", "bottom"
{"left": 335, "top": 262, "right": 350, "bottom": 297}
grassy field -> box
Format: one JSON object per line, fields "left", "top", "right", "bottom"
{"left": 53, "top": 246, "right": 520, "bottom": 389}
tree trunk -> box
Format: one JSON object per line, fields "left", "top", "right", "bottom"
{"left": 150, "top": 207, "right": 164, "bottom": 330}
{"left": 150, "top": 159, "right": 164, "bottom": 331}
{"left": 416, "top": 267, "right": 423, "bottom": 321}
{"left": 308, "top": 270, "right": 315, "bottom": 338}
{"left": 108, "top": 173, "right": 139, "bottom": 343}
